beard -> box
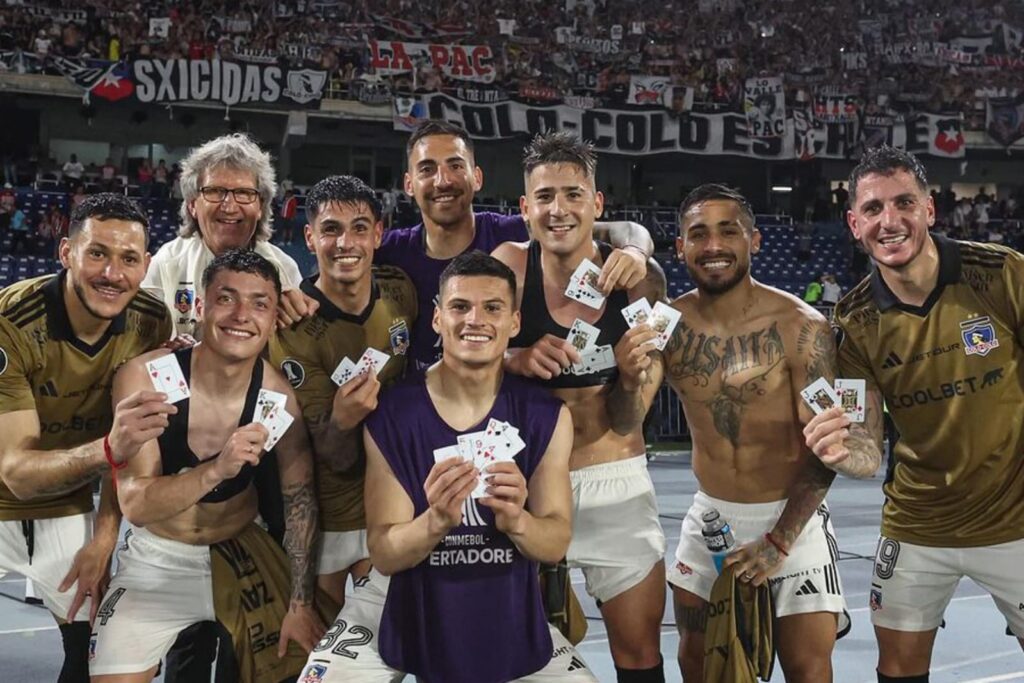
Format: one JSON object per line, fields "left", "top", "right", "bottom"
{"left": 692, "top": 259, "right": 749, "bottom": 296}
{"left": 72, "top": 279, "right": 123, "bottom": 320}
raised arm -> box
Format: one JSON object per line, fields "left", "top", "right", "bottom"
{"left": 264, "top": 367, "right": 325, "bottom": 655}
{"left": 364, "top": 429, "right": 478, "bottom": 576}
{"left": 794, "top": 313, "right": 883, "bottom": 479}
{"left": 607, "top": 258, "right": 667, "bottom": 434}
{"left": 593, "top": 220, "right": 655, "bottom": 292}
{"left": 481, "top": 405, "right": 574, "bottom": 563}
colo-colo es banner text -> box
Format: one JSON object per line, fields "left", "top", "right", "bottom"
{"left": 132, "top": 59, "right": 328, "bottom": 106}
{"left": 396, "top": 93, "right": 966, "bottom": 159}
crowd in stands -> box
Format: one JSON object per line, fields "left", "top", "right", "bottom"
{"left": 1, "top": 0, "right": 1022, "bottom": 129}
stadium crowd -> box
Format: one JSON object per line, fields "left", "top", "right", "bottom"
{"left": 0, "top": 0, "right": 1022, "bottom": 128}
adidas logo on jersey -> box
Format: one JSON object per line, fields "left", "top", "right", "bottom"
{"left": 38, "top": 380, "right": 58, "bottom": 397}
{"left": 567, "top": 656, "right": 586, "bottom": 672}
{"left": 794, "top": 579, "right": 820, "bottom": 596}
{"left": 881, "top": 351, "right": 903, "bottom": 369}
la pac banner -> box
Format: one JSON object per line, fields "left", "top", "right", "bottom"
{"left": 744, "top": 77, "right": 785, "bottom": 138}
{"left": 132, "top": 59, "right": 328, "bottom": 106}
{"left": 395, "top": 93, "right": 965, "bottom": 159}
{"left": 368, "top": 40, "right": 495, "bottom": 83}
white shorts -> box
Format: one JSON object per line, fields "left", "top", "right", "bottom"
{"left": 89, "top": 526, "right": 215, "bottom": 676}
{"left": 869, "top": 534, "right": 1024, "bottom": 636}
{"left": 566, "top": 455, "right": 666, "bottom": 604}
{"left": 0, "top": 512, "right": 93, "bottom": 621}
{"left": 667, "top": 492, "right": 848, "bottom": 625}
{"left": 318, "top": 529, "right": 369, "bottom": 575}
{"left": 298, "top": 569, "right": 598, "bottom": 682}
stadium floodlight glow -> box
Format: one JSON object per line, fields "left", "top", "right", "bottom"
{"left": 771, "top": 185, "right": 793, "bottom": 193}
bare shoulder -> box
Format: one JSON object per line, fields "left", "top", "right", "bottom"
{"left": 491, "top": 240, "right": 529, "bottom": 266}
{"left": 630, "top": 257, "right": 666, "bottom": 303}
{"left": 668, "top": 288, "right": 699, "bottom": 315}
{"left": 755, "top": 281, "right": 828, "bottom": 329}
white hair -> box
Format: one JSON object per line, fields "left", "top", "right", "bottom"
{"left": 177, "top": 133, "right": 278, "bottom": 242}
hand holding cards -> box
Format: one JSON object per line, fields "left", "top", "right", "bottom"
{"left": 331, "top": 347, "right": 390, "bottom": 386}
{"left": 146, "top": 354, "right": 190, "bottom": 403}
{"left": 432, "top": 419, "right": 525, "bottom": 499}
{"left": 253, "top": 389, "right": 295, "bottom": 451}
{"left": 800, "top": 378, "right": 866, "bottom": 422}
{"left": 564, "top": 259, "right": 606, "bottom": 309}
{"left": 621, "top": 299, "right": 681, "bottom": 351}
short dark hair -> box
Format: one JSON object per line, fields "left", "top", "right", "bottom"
{"left": 68, "top": 193, "right": 150, "bottom": 246}
{"left": 305, "top": 175, "right": 382, "bottom": 223}
{"left": 405, "top": 119, "right": 475, "bottom": 160}
{"left": 522, "top": 131, "right": 597, "bottom": 180}
{"left": 202, "top": 248, "right": 282, "bottom": 299}
{"left": 438, "top": 250, "right": 516, "bottom": 303}
{"left": 848, "top": 145, "right": 928, "bottom": 206}
{"left": 678, "top": 184, "right": 755, "bottom": 233}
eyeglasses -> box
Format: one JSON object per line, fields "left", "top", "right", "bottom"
{"left": 199, "top": 186, "right": 261, "bottom": 204}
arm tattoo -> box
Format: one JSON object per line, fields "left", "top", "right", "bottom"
{"left": 282, "top": 482, "right": 318, "bottom": 604}
{"left": 797, "top": 320, "right": 836, "bottom": 383}
{"left": 607, "top": 365, "right": 653, "bottom": 434}
{"left": 310, "top": 415, "right": 362, "bottom": 473}
{"left": 28, "top": 442, "right": 104, "bottom": 497}
{"left": 772, "top": 458, "right": 836, "bottom": 550}
{"left": 829, "top": 411, "right": 883, "bottom": 479}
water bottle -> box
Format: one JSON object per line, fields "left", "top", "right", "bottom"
{"left": 701, "top": 508, "right": 734, "bottom": 575}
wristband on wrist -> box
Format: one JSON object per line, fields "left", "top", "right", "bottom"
{"left": 764, "top": 532, "right": 789, "bottom": 557}
{"left": 103, "top": 435, "right": 127, "bottom": 471}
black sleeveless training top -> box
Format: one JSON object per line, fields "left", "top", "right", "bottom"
{"left": 511, "top": 240, "right": 629, "bottom": 388}
{"left": 158, "top": 347, "right": 265, "bottom": 503}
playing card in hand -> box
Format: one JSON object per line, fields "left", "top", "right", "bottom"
{"left": 834, "top": 378, "right": 866, "bottom": 423}
{"left": 331, "top": 357, "right": 357, "bottom": 386}
{"left": 564, "top": 259, "right": 605, "bottom": 310}
{"left": 800, "top": 377, "right": 842, "bottom": 416}
{"left": 649, "top": 302, "right": 681, "bottom": 351}
{"left": 146, "top": 354, "right": 191, "bottom": 403}
{"left": 621, "top": 298, "right": 653, "bottom": 329}
{"left": 567, "top": 318, "right": 600, "bottom": 353}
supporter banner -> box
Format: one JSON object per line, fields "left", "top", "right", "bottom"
{"left": 235, "top": 47, "right": 280, "bottom": 65}
{"left": 813, "top": 88, "right": 858, "bottom": 123}
{"left": 394, "top": 94, "right": 966, "bottom": 159}
{"left": 368, "top": 40, "right": 495, "bottom": 84}
{"left": 131, "top": 59, "right": 328, "bottom": 106}
{"left": 860, "top": 114, "right": 899, "bottom": 149}
{"left": 627, "top": 76, "right": 672, "bottom": 106}
{"left": 986, "top": 95, "right": 1024, "bottom": 147}
{"left": 841, "top": 52, "right": 868, "bottom": 70}
{"left": 744, "top": 76, "right": 785, "bottom": 138}
{"left": 51, "top": 57, "right": 134, "bottom": 102}
{"left": 369, "top": 14, "right": 472, "bottom": 41}
{"left": 349, "top": 78, "right": 391, "bottom": 106}
{"left": 149, "top": 18, "right": 171, "bottom": 38}
{"left": 23, "top": 4, "right": 86, "bottom": 23}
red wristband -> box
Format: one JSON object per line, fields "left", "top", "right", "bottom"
{"left": 764, "top": 532, "right": 789, "bottom": 557}
{"left": 103, "top": 435, "right": 127, "bottom": 471}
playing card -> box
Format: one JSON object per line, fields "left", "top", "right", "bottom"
{"left": 262, "top": 408, "right": 295, "bottom": 451}
{"left": 146, "top": 354, "right": 190, "bottom": 403}
{"left": 621, "top": 298, "right": 653, "bottom": 329}
{"left": 650, "top": 302, "right": 681, "bottom": 351}
{"left": 835, "top": 378, "right": 866, "bottom": 423}
{"left": 567, "top": 318, "right": 600, "bottom": 353}
{"left": 432, "top": 445, "right": 462, "bottom": 463}
{"left": 571, "top": 344, "right": 616, "bottom": 375}
{"left": 253, "top": 389, "right": 287, "bottom": 426}
{"left": 330, "top": 357, "right": 357, "bottom": 386}
{"left": 564, "top": 259, "right": 605, "bottom": 309}
{"left": 356, "top": 347, "right": 390, "bottom": 376}
{"left": 801, "top": 377, "right": 842, "bottom": 416}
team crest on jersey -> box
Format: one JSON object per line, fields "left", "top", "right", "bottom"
{"left": 174, "top": 288, "right": 194, "bottom": 315}
{"left": 389, "top": 319, "right": 410, "bottom": 356}
{"left": 281, "top": 359, "right": 305, "bottom": 389}
{"left": 870, "top": 587, "right": 883, "bottom": 611}
{"left": 960, "top": 316, "right": 1000, "bottom": 357}
{"left": 0, "top": 347, "right": 7, "bottom": 376}
{"left": 299, "top": 663, "right": 328, "bottom": 683}
{"left": 89, "top": 634, "right": 97, "bottom": 661}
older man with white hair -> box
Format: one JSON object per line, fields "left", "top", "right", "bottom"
{"left": 142, "top": 133, "right": 315, "bottom": 337}
{"left": 141, "top": 133, "right": 314, "bottom": 683}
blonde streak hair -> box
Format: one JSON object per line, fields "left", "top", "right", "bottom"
{"left": 177, "top": 133, "right": 278, "bottom": 242}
